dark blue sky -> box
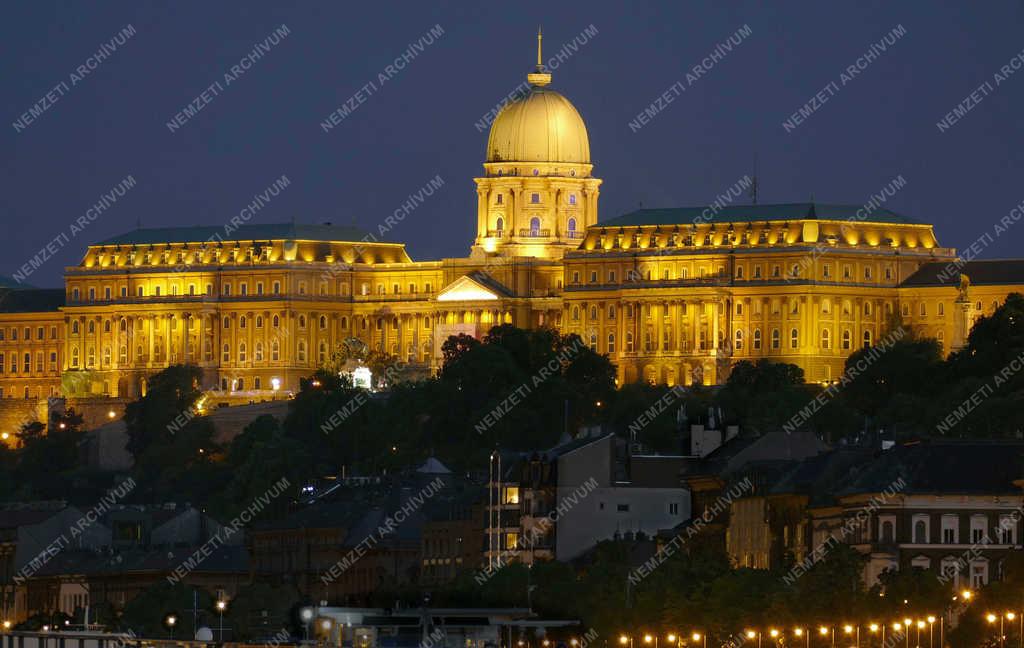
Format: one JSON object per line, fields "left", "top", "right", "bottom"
{"left": 3, "top": 1, "right": 1023, "bottom": 287}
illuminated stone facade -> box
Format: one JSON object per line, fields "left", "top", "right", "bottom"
{"left": 1, "top": 48, "right": 1023, "bottom": 420}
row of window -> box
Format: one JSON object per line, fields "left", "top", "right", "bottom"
{"left": 0, "top": 351, "right": 59, "bottom": 374}
{"left": 0, "top": 326, "right": 58, "bottom": 341}
{"left": 878, "top": 513, "right": 1017, "bottom": 546}
{"left": 575, "top": 326, "right": 881, "bottom": 355}
{"left": 71, "top": 278, "right": 440, "bottom": 301}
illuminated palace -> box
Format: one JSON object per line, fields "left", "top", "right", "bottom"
{"left": 2, "top": 37, "right": 1024, "bottom": 411}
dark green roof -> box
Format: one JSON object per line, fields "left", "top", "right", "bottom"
{"left": 97, "top": 223, "right": 373, "bottom": 246}
{"left": 0, "top": 288, "right": 64, "bottom": 313}
{"left": 837, "top": 440, "right": 1024, "bottom": 496}
{"left": 598, "top": 202, "right": 920, "bottom": 228}
{"left": 901, "top": 260, "right": 1024, "bottom": 287}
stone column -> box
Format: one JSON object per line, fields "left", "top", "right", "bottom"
{"left": 711, "top": 301, "right": 719, "bottom": 355}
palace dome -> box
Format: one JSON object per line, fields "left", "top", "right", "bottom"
{"left": 485, "top": 81, "right": 591, "bottom": 165}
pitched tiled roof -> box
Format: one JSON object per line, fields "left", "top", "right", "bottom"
{"left": 901, "top": 260, "right": 1024, "bottom": 287}
{"left": 0, "top": 288, "right": 65, "bottom": 313}
{"left": 96, "top": 223, "right": 373, "bottom": 246}
{"left": 599, "top": 203, "right": 919, "bottom": 228}
{"left": 836, "top": 440, "right": 1024, "bottom": 496}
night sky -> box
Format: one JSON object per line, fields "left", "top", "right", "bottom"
{"left": 3, "top": 1, "right": 1023, "bottom": 287}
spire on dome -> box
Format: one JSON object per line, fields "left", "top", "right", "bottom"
{"left": 527, "top": 26, "right": 552, "bottom": 87}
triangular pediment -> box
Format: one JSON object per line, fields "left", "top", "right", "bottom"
{"left": 436, "top": 273, "right": 507, "bottom": 302}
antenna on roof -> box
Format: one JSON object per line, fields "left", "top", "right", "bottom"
{"left": 749, "top": 152, "right": 759, "bottom": 204}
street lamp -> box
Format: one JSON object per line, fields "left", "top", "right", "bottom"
{"left": 819, "top": 626, "right": 834, "bottom": 648}
{"left": 692, "top": 632, "right": 706, "bottom": 648}
{"left": 870, "top": 623, "right": 884, "bottom": 648}
{"left": 925, "top": 617, "right": 935, "bottom": 648}
{"left": 644, "top": 634, "right": 657, "bottom": 648}
{"left": 843, "top": 624, "right": 859, "bottom": 648}
{"left": 300, "top": 607, "right": 314, "bottom": 641}
{"left": 794, "top": 628, "right": 808, "bottom": 648}
{"left": 620, "top": 635, "right": 633, "bottom": 648}
{"left": 216, "top": 599, "right": 227, "bottom": 641}
{"left": 746, "top": 630, "right": 761, "bottom": 648}
{"left": 165, "top": 614, "right": 177, "bottom": 639}
{"left": 988, "top": 612, "right": 1007, "bottom": 648}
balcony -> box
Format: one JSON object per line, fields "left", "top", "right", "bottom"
{"left": 518, "top": 228, "right": 551, "bottom": 238}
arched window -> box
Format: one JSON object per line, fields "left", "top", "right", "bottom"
{"left": 589, "top": 333, "right": 597, "bottom": 351}
{"left": 71, "top": 347, "right": 79, "bottom": 368}
{"left": 238, "top": 343, "right": 247, "bottom": 363}
{"left": 914, "top": 520, "right": 928, "bottom": 544}
{"left": 298, "top": 315, "right": 306, "bottom": 329}
{"left": 256, "top": 316, "right": 263, "bottom": 328}
{"left": 881, "top": 520, "right": 894, "bottom": 543}
{"left": 222, "top": 344, "right": 230, "bottom": 362}
{"left": 771, "top": 329, "right": 781, "bottom": 350}
{"left": 88, "top": 321, "right": 95, "bottom": 334}
{"left": 567, "top": 217, "right": 577, "bottom": 233}
{"left": 239, "top": 316, "right": 246, "bottom": 329}
{"left": 272, "top": 315, "right": 280, "bottom": 328}
{"left": 71, "top": 321, "right": 79, "bottom": 334}
{"left": 753, "top": 328, "right": 762, "bottom": 350}
{"left": 297, "top": 341, "right": 307, "bottom": 363}
{"left": 495, "top": 217, "right": 504, "bottom": 233}
{"left": 608, "top": 305, "right": 616, "bottom": 319}
{"left": 340, "top": 316, "right": 348, "bottom": 329}
{"left": 103, "top": 320, "right": 111, "bottom": 333}
{"left": 223, "top": 317, "right": 230, "bottom": 329}
{"left": 572, "top": 306, "right": 580, "bottom": 321}
{"left": 842, "top": 330, "right": 852, "bottom": 350}
{"left": 589, "top": 306, "right": 597, "bottom": 320}
{"left": 607, "top": 333, "right": 615, "bottom": 353}
{"left": 821, "top": 329, "right": 830, "bottom": 349}
{"left": 87, "top": 346, "right": 96, "bottom": 367}
{"left": 119, "top": 319, "right": 127, "bottom": 332}
{"left": 318, "top": 342, "right": 327, "bottom": 364}
{"left": 529, "top": 217, "right": 541, "bottom": 235}
{"left": 863, "top": 330, "right": 872, "bottom": 348}
{"left": 102, "top": 347, "right": 111, "bottom": 366}
{"left": 864, "top": 301, "right": 872, "bottom": 316}
{"left": 255, "top": 342, "right": 264, "bottom": 361}
{"left": 790, "top": 329, "right": 799, "bottom": 349}
{"left": 319, "top": 316, "right": 327, "bottom": 329}
{"left": 271, "top": 340, "right": 280, "bottom": 361}
{"left": 119, "top": 345, "right": 127, "bottom": 363}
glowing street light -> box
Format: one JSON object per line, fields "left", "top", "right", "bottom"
{"left": 216, "top": 599, "right": 227, "bottom": 641}
{"left": 165, "top": 614, "right": 177, "bottom": 639}
{"left": 692, "top": 633, "right": 706, "bottom": 648}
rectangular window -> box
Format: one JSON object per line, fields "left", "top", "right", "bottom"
{"left": 617, "top": 504, "right": 630, "bottom": 512}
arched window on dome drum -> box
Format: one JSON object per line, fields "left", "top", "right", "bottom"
{"left": 530, "top": 217, "right": 541, "bottom": 235}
